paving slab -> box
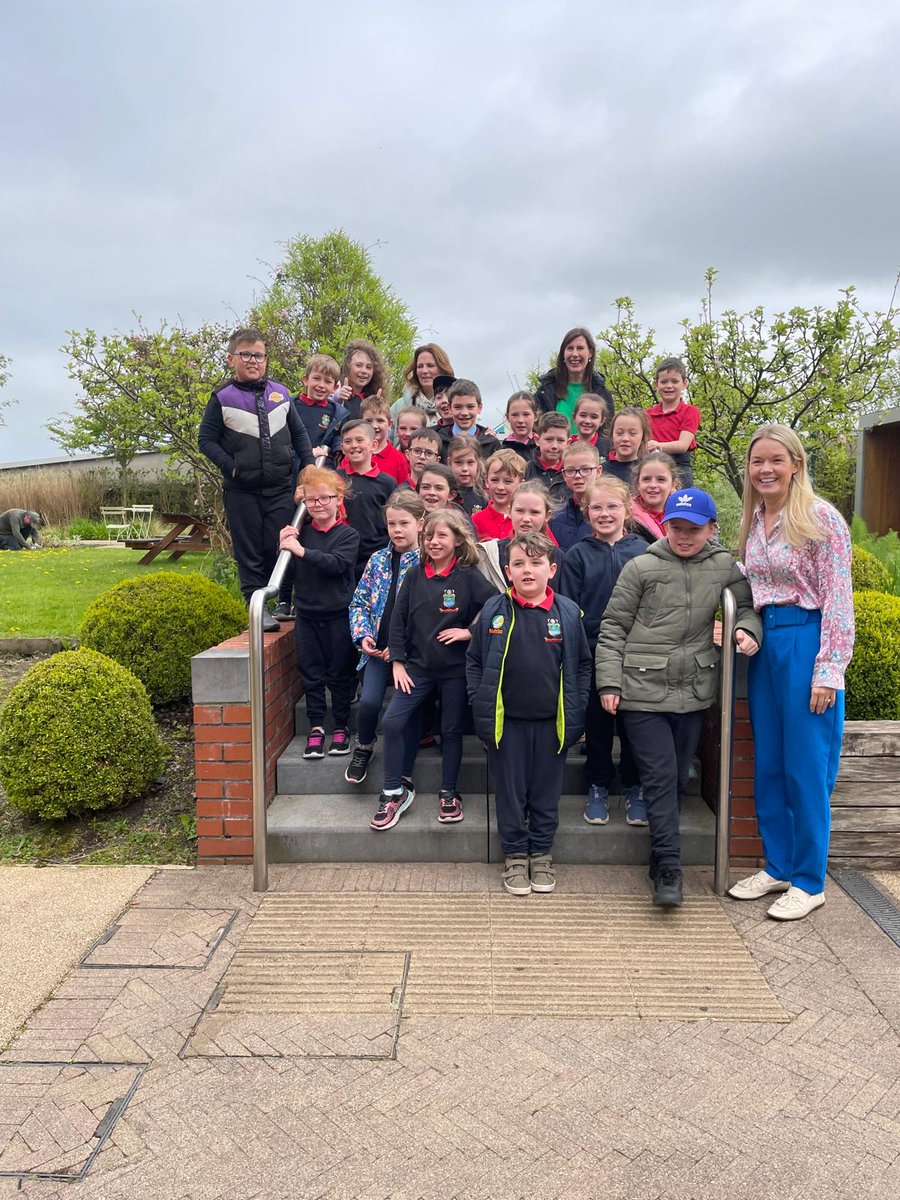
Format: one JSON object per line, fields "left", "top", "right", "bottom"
{"left": 0, "top": 867, "right": 153, "bottom": 1051}
{"left": 0, "top": 864, "right": 899, "bottom": 1200}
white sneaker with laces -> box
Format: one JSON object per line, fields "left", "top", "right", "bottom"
{"left": 728, "top": 870, "right": 790, "bottom": 901}
{"left": 767, "top": 886, "right": 825, "bottom": 921}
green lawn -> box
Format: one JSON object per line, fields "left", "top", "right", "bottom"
{"left": 0, "top": 547, "right": 209, "bottom": 638}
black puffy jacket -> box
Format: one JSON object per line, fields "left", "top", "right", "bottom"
{"left": 466, "top": 591, "right": 591, "bottom": 751}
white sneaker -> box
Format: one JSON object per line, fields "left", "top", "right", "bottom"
{"left": 728, "top": 870, "right": 790, "bottom": 901}
{"left": 767, "top": 887, "right": 825, "bottom": 921}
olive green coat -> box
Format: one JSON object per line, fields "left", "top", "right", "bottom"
{"left": 595, "top": 539, "right": 762, "bottom": 713}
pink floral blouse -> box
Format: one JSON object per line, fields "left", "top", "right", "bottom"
{"left": 742, "top": 500, "right": 854, "bottom": 689}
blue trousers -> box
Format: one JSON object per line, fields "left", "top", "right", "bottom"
{"left": 748, "top": 607, "right": 843, "bottom": 894}
{"left": 490, "top": 718, "right": 566, "bottom": 856}
{"left": 381, "top": 674, "right": 467, "bottom": 791}
{"left": 356, "top": 656, "right": 421, "bottom": 770}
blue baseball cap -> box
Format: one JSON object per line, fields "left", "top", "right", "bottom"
{"left": 662, "top": 488, "right": 718, "bottom": 526}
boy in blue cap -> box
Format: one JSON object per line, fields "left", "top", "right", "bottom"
{"left": 595, "top": 489, "right": 762, "bottom": 908}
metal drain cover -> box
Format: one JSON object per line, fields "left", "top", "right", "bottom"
{"left": 182, "top": 949, "right": 409, "bottom": 1060}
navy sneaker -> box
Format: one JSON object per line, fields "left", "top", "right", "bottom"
{"left": 624, "top": 785, "right": 649, "bottom": 826}
{"left": 584, "top": 784, "right": 610, "bottom": 825}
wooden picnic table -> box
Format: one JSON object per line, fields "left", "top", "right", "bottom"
{"left": 126, "top": 512, "right": 212, "bottom": 565}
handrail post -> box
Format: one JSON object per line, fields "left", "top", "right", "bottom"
{"left": 250, "top": 502, "right": 307, "bottom": 894}
{"left": 714, "top": 587, "right": 738, "bottom": 896}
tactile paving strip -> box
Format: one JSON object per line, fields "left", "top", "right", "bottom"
{"left": 217, "top": 892, "right": 787, "bottom": 1023}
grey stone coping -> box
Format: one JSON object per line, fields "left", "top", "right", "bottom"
{"left": 191, "top": 646, "right": 249, "bottom": 703}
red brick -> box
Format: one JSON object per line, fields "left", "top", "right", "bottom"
{"left": 223, "top": 705, "right": 251, "bottom": 724}
{"left": 195, "top": 780, "right": 224, "bottom": 798}
{"left": 731, "top": 838, "right": 764, "bottom": 856}
{"left": 223, "top": 800, "right": 252, "bottom": 818}
{"left": 225, "top": 781, "right": 252, "bottom": 799}
{"left": 196, "top": 800, "right": 225, "bottom": 817}
{"left": 224, "top": 743, "right": 252, "bottom": 761}
{"left": 730, "top": 817, "right": 761, "bottom": 837}
{"left": 194, "top": 726, "right": 231, "bottom": 744}
{"left": 730, "top": 797, "right": 757, "bottom": 818}
{"left": 195, "top": 744, "right": 223, "bottom": 762}
{"left": 196, "top": 818, "right": 224, "bottom": 837}
{"left": 199, "top": 837, "right": 254, "bottom": 857}
{"left": 197, "top": 855, "right": 227, "bottom": 864}
{"left": 218, "top": 724, "right": 252, "bottom": 743}
{"left": 193, "top": 705, "right": 223, "bottom": 724}
{"left": 223, "top": 819, "right": 253, "bottom": 837}
{"left": 731, "top": 779, "right": 755, "bottom": 797}
{"left": 196, "top": 761, "right": 252, "bottom": 781}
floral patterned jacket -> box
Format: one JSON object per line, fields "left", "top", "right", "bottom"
{"left": 349, "top": 545, "right": 420, "bottom": 667}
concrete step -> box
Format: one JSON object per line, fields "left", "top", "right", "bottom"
{"left": 266, "top": 790, "right": 715, "bottom": 865}
{"left": 276, "top": 735, "right": 700, "bottom": 798}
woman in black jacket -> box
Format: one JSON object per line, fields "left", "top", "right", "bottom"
{"left": 533, "top": 327, "right": 613, "bottom": 431}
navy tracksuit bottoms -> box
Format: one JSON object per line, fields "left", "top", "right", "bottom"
{"left": 620, "top": 709, "right": 707, "bottom": 877}
{"left": 490, "top": 718, "right": 567, "bottom": 857}
{"left": 223, "top": 488, "right": 294, "bottom": 602}
{"left": 294, "top": 614, "right": 358, "bottom": 731}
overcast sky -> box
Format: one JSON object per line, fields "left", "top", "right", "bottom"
{"left": 1, "top": 0, "right": 898, "bottom": 461}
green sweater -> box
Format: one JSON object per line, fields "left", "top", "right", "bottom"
{"left": 595, "top": 539, "right": 762, "bottom": 713}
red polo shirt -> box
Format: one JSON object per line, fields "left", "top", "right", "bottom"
{"left": 472, "top": 506, "right": 512, "bottom": 542}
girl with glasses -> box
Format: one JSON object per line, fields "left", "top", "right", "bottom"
{"left": 278, "top": 467, "right": 360, "bottom": 760}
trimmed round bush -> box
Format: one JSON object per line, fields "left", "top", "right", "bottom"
{"left": 79, "top": 572, "right": 246, "bottom": 704}
{"left": 845, "top": 590, "right": 900, "bottom": 721}
{"left": 850, "top": 545, "right": 892, "bottom": 594}
{"left": 0, "top": 648, "right": 164, "bottom": 820}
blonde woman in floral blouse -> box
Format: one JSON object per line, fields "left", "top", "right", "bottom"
{"left": 728, "top": 424, "right": 854, "bottom": 921}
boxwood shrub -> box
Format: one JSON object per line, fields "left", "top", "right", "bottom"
{"left": 0, "top": 648, "right": 164, "bottom": 820}
{"left": 845, "top": 590, "right": 900, "bottom": 721}
{"left": 79, "top": 572, "right": 246, "bottom": 704}
{"left": 850, "top": 545, "right": 892, "bottom": 594}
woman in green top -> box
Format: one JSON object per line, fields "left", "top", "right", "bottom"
{"left": 533, "top": 327, "right": 612, "bottom": 431}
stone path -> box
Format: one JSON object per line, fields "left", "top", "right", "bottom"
{"left": 1, "top": 863, "right": 900, "bottom": 1199}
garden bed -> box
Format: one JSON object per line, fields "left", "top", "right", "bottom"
{"left": 0, "top": 653, "right": 196, "bottom": 865}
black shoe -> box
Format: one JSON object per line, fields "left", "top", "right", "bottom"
{"left": 653, "top": 867, "right": 683, "bottom": 908}
{"left": 262, "top": 610, "right": 280, "bottom": 633}
{"left": 344, "top": 744, "right": 373, "bottom": 783}
{"left": 273, "top": 601, "right": 293, "bottom": 620}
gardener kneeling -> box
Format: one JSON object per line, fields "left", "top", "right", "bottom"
{"left": 0, "top": 509, "right": 42, "bottom": 550}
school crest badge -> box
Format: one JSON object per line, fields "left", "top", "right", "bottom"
{"left": 547, "top": 617, "right": 562, "bottom": 639}
{"left": 442, "top": 589, "right": 456, "bottom": 610}
{"left": 489, "top": 613, "right": 505, "bottom": 634}
{"left": 319, "top": 412, "right": 332, "bottom": 429}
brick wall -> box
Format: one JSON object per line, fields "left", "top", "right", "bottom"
{"left": 699, "top": 655, "right": 764, "bottom": 868}
{"left": 191, "top": 626, "right": 301, "bottom": 864}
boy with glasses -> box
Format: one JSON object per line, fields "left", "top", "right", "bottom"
{"left": 548, "top": 443, "right": 602, "bottom": 550}
{"left": 199, "top": 327, "right": 313, "bottom": 631}
{"left": 405, "top": 427, "right": 443, "bottom": 488}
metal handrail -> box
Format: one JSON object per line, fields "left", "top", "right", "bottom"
{"left": 714, "top": 587, "right": 738, "bottom": 896}
{"left": 250, "top": 502, "right": 307, "bottom": 893}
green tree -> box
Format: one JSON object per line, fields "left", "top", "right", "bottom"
{"left": 250, "top": 229, "right": 418, "bottom": 392}
{"left": 597, "top": 270, "right": 900, "bottom": 496}
{"left": 50, "top": 320, "right": 230, "bottom": 530}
